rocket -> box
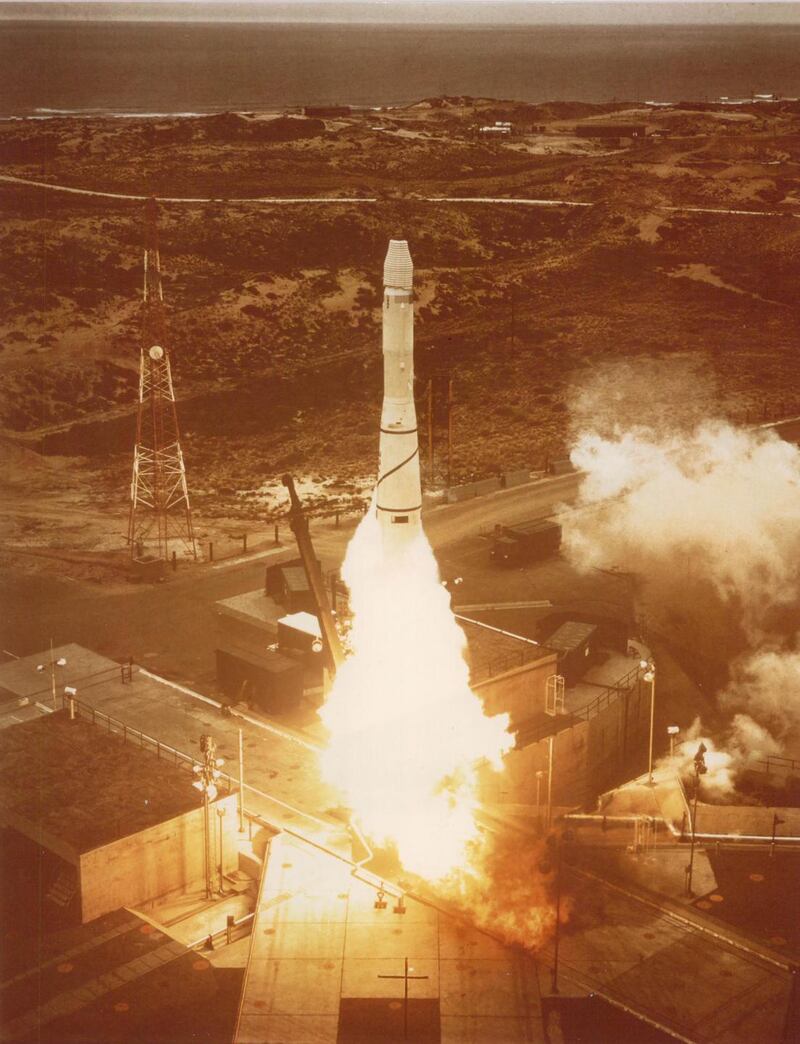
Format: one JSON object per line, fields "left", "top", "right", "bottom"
{"left": 376, "top": 240, "right": 422, "bottom": 547}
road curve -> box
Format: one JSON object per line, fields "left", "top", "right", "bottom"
{"left": 3, "top": 172, "right": 797, "bottom": 217}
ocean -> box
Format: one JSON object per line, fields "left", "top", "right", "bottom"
{"left": 0, "top": 20, "right": 798, "bottom": 115}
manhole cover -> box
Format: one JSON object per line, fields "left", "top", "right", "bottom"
{"left": 709, "top": 894, "right": 724, "bottom": 903}
{"left": 749, "top": 873, "right": 765, "bottom": 883}
{"left": 696, "top": 900, "right": 713, "bottom": 910}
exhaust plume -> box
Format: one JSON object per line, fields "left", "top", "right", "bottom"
{"left": 319, "top": 507, "right": 512, "bottom": 881}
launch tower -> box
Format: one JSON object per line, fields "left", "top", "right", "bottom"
{"left": 127, "top": 198, "right": 196, "bottom": 562}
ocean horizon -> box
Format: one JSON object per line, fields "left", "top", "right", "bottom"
{"left": 1, "top": 20, "right": 799, "bottom": 115}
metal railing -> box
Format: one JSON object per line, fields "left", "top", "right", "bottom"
{"left": 575, "top": 664, "right": 641, "bottom": 722}
{"left": 27, "top": 662, "right": 130, "bottom": 705}
{"left": 64, "top": 691, "right": 343, "bottom": 841}
{"left": 62, "top": 691, "right": 236, "bottom": 793}
{"left": 751, "top": 753, "right": 800, "bottom": 778}
{"left": 470, "top": 644, "right": 543, "bottom": 684}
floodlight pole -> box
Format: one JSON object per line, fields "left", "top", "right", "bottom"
{"left": 204, "top": 789, "right": 212, "bottom": 900}
{"left": 640, "top": 659, "right": 656, "bottom": 785}
{"left": 238, "top": 727, "right": 245, "bottom": 833}
{"left": 685, "top": 743, "right": 707, "bottom": 897}
{"left": 551, "top": 834, "right": 563, "bottom": 995}
{"left": 546, "top": 734, "right": 555, "bottom": 830}
{"left": 196, "top": 733, "right": 222, "bottom": 901}
{"left": 49, "top": 639, "right": 57, "bottom": 709}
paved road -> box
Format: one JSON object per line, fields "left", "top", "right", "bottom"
{"left": 2, "top": 174, "right": 798, "bottom": 218}
{"left": 0, "top": 472, "right": 582, "bottom": 685}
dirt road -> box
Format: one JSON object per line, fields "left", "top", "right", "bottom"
{"left": 3, "top": 173, "right": 797, "bottom": 217}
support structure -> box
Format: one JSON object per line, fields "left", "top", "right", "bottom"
{"left": 128, "top": 197, "right": 196, "bottom": 562}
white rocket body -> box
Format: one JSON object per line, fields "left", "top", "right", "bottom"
{"left": 376, "top": 240, "right": 422, "bottom": 548}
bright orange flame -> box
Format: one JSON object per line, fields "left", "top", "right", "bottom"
{"left": 320, "top": 507, "right": 512, "bottom": 880}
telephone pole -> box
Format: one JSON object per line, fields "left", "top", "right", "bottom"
{"left": 128, "top": 197, "right": 196, "bottom": 563}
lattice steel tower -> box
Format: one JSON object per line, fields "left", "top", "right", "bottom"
{"left": 128, "top": 197, "right": 197, "bottom": 561}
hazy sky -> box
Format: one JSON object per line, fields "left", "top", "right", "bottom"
{"left": 2, "top": 0, "right": 799, "bottom": 22}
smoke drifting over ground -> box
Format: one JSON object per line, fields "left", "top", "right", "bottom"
{"left": 564, "top": 358, "right": 800, "bottom": 771}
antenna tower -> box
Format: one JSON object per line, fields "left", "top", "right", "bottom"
{"left": 128, "top": 198, "right": 197, "bottom": 562}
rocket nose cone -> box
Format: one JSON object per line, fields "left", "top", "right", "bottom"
{"left": 383, "top": 239, "right": 413, "bottom": 291}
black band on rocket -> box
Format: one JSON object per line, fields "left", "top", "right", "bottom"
{"left": 376, "top": 446, "right": 419, "bottom": 487}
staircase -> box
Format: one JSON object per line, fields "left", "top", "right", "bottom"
{"left": 46, "top": 865, "right": 77, "bottom": 908}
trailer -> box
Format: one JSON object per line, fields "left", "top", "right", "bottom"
{"left": 490, "top": 517, "right": 562, "bottom": 566}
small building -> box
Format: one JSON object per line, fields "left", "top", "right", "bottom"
{"left": 0, "top": 712, "right": 238, "bottom": 925}
{"left": 215, "top": 576, "right": 324, "bottom": 708}
{"left": 265, "top": 557, "right": 318, "bottom": 614}
{"left": 216, "top": 646, "right": 304, "bottom": 715}
{"left": 544, "top": 621, "right": 598, "bottom": 684}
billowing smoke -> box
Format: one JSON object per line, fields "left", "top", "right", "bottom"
{"left": 563, "top": 358, "right": 800, "bottom": 778}
{"left": 447, "top": 832, "right": 567, "bottom": 952}
{"left": 654, "top": 716, "right": 782, "bottom": 800}
{"left": 567, "top": 421, "right": 800, "bottom": 638}
{"left": 721, "top": 649, "right": 800, "bottom": 746}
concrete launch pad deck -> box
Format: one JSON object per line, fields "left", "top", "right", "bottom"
{"left": 0, "top": 906, "right": 241, "bottom": 1044}
{"left": 235, "top": 833, "right": 548, "bottom": 1044}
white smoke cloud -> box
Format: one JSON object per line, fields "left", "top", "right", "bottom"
{"left": 563, "top": 376, "right": 800, "bottom": 780}
{"left": 567, "top": 421, "right": 800, "bottom": 633}
{"left": 722, "top": 647, "right": 800, "bottom": 743}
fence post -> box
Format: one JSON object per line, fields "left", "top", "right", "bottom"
{"left": 209, "top": 541, "right": 214, "bottom": 563}
{"left": 273, "top": 523, "right": 279, "bottom": 546}
{"left": 226, "top": 914, "right": 234, "bottom": 945}
{"left": 172, "top": 550, "right": 177, "bottom": 572}
{"left": 243, "top": 533, "right": 248, "bottom": 553}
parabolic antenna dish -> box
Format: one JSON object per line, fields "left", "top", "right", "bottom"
{"left": 149, "top": 345, "right": 164, "bottom": 361}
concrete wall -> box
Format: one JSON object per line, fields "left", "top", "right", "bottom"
{"left": 447, "top": 482, "right": 477, "bottom": 503}
{"left": 0, "top": 806, "right": 80, "bottom": 867}
{"left": 586, "top": 677, "right": 651, "bottom": 794}
{"left": 217, "top": 612, "right": 278, "bottom": 665}
{"left": 473, "top": 477, "right": 503, "bottom": 496}
{"left": 488, "top": 720, "right": 591, "bottom": 808}
{"left": 481, "top": 676, "right": 651, "bottom": 811}
{"left": 474, "top": 653, "right": 558, "bottom": 728}
{"left": 503, "top": 470, "right": 531, "bottom": 489}
{"left": 79, "top": 794, "right": 238, "bottom": 923}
